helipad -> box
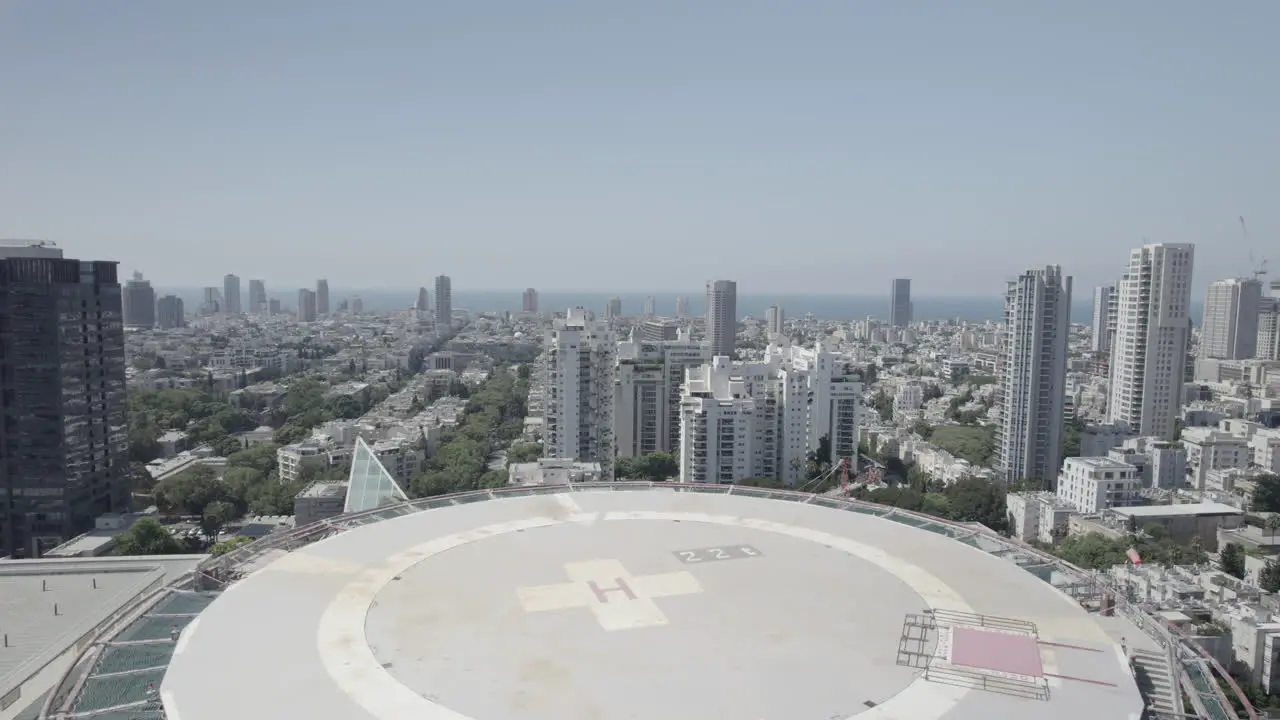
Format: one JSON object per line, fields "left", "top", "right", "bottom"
{"left": 162, "top": 488, "right": 1144, "bottom": 719}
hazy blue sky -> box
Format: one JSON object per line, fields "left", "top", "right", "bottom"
{"left": 2, "top": 1, "right": 1276, "bottom": 296}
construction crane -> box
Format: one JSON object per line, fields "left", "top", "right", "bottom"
{"left": 1242, "top": 216, "right": 1268, "bottom": 280}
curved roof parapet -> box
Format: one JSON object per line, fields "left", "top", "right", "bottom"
{"left": 342, "top": 436, "right": 408, "bottom": 514}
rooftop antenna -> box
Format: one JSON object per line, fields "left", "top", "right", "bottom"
{"left": 1242, "top": 216, "right": 1269, "bottom": 280}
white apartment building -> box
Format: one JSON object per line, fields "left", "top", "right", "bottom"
{"left": 1091, "top": 284, "right": 1116, "bottom": 353}
{"left": 434, "top": 275, "right": 452, "bottom": 334}
{"left": 1006, "top": 491, "right": 1074, "bottom": 544}
{"left": 765, "top": 305, "right": 785, "bottom": 338}
{"left": 543, "top": 308, "right": 614, "bottom": 468}
{"left": 1108, "top": 243, "right": 1195, "bottom": 439}
{"left": 1056, "top": 456, "right": 1141, "bottom": 513}
{"left": 678, "top": 345, "right": 862, "bottom": 486}
{"left": 994, "top": 265, "right": 1071, "bottom": 486}
{"left": 1202, "top": 278, "right": 1262, "bottom": 360}
{"left": 1258, "top": 292, "right": 1280, "bottom": 361}
{"left": 1183, "top": 427, "right": 1250, "bottom": 489}
{"left": 705, "top": 280, "right": 738, "bottom": 359}
{"left": 894, "top": 383, "right": 924, "bottom": 416}
{"left": 613, "top": 335, "right": 711, "bottom": 458}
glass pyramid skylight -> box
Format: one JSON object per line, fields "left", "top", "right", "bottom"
{"left": 344, "top": 436, "right": 409, "bottom": 514}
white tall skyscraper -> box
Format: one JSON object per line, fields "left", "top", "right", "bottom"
{"left": 994, "top": 266, "right": 1072, "bottom": 486}
{"left": 248, "top": 279, "right": 267, "bottom": 313}
{"left": 1090, "top": 284, "right": 1117, "bottom": 353}
{"left": 123, "top": 271, "right": 156, "bottom": 329}
{"left": 434, "top": 275, "right": 452, "bottom": 334}
{"left": 1107, "top": 243, "right": 1195, "bottom": 439}
{"left": 890, "top": 278, "right": 912, "bottom": 327}
{"left": 543, "top": 308, "right": 614, "bottom": 468}
{"left": 678, "top": 344, "right": 862, "bottom": 485}
{"left": 674, "top": 296, "right": 690, "bottom": 317}
{"left": 613, "top": 333, "right": 711, "bottom": 458}
{"left": 315, "top": 279, "right": 330, "bottom": 316}
{"left": 765, "top": 305, "right": 785, "bottom": 337}
{"left": 705, "top": 280, "right": 737, "bottom": 358}
{"left": 297, "top": 288, "right": 317, "bottom": 322}
{"left": 223, "top": 274, "right": 241, "bottom": 314}
{"left": 1200, "top": 278, "right": 1262, "bottom": 360}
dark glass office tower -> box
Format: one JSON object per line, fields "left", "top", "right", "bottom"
{"left": 0, "top": 243, "right": 129, "bottom": 558}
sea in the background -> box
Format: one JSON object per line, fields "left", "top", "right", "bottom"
{"left": 156, "top": 287, "right": 1205, "bottom": 327}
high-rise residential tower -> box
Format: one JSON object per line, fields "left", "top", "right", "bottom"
{"left": 613, "top": 332, "right": 711, "bottom": 459}
{"left": 1090, "top": 284, "right": 1117, "bottom": 354}
{"left": 434, "top": 275, "right": 452, "bottom": 334}
{"left": 201, "top": 286, "right": 221, "bottom": 315}
{"left": 543, "top": 308, "right": 614, "bottom": 468}
{"left": 0, "top": 243, "right": 129, "bottom": 557}
{"left": 1258, "top": 282, "right": 1280, "bottom": 361}
{"left": 297, "top": 288, "right": 318, "bottom": 322}
{"left": 643, "top": 296, "right": 656, "bottom": 316}
{"left": 415, "top": 286, "right": 430, "bottom": 312}
{"left": 765, "top": 305, "right": 785, "bottom": 337}
{"left": 522, "top": 288, "right": 538, "bottom": 313}
{"left": 123, "top": 271, "right": 156, "bottom": 329}
{"left": 678, "top": 344, "right": 862, "bottom": 485}
{"left": 1108, "top": 243, "right": 1195, "bottom": 439}
{"left": 1200, "top": 278, "right": 1262, "bottom": 360}
{"left": 890, "top": 278, "right": 912, "bottom": 327}
{"left": 157, "top": 294, "right": 185, "bottom": 329}
{"left": 705, "top": 279, "right": 737, "bottom": 358}
{"left": 674, "top": 296, "right": 690, "bottom": 317}
{"left": 223, "top": 273, "right": 241, "bottom": 314}
{"left": 315, "top": 279, "right": 329, "bottom": 316}
{"left": 248, "top": 279, "right": 267, "bottom": 313}
{"left": 994, "top": 266, "right": 1072, "bottom": 487}
{"left": 604, "top": 296, "right": 622, "bottom": 321}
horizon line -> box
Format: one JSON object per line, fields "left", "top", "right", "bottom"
{"left": 150, "top": 285, "right": 1044, "bottom": 300}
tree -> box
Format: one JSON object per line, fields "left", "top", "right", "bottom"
{"left": 155, "top": 465, "right": 225, "bottom": 516}
{"left": 1262, "top": 559, "right": 1280, "bottom": 593}
{"left": 1266, "top": 515, "right": 1280, "bottom": 543}
{"left": 945, "top": 475, "right": 1008, "bottom": 533}
{"left": 115, "top": 518, "right": 183, "bottom": 556}
{"left": 1221, "top": 543, "right": 1246, "bottom": 579}
{"left": 1253, "top": 475, "right": 1280, "bottom": 513}
{"left": 506, "top": 443, "right": 542, "bottom": 466}
{"left": 201, "top": 500, "right": 237, "bottom": 541}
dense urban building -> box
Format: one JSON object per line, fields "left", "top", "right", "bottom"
{"left": 297, "top": 287, "right": 318, "bottom": 322}
{"left": 613, "top": 335, "right": 710, "bottom": 458}
{"left": 248, "top": 279, "right": 267, "bottom": 313}
{"left": 765, "top": 305, "right": 785, "bottom": 337}
{"left": 434, "top": 275, "right": 451, "bottom": 334}
{"left": 315, "top": 278, "right": 330, "bottom": 316}
{"left": 705, "top": 279, "right": 737, "bottom": 358}
{"left": 1107, "top": 242, "right": 1195, "bottom": 439}
{"left": 222, "top": 273, "right": 241, "bottom": 314}
{"left": 889, "top": 277, "right": 912, "bottom": 327}
{"left": 994, "top": 265, "right": 1072, "bottom": 486}
{"left": 1090, "top": 284, "right": 1116, "bottom": 354}
{"left": 542, "top": 308, "right": 614, "bottom": 467}
{"left": 122, "top": 271, "right": 156, "bottom": 329}
{"left": 156, "top": 294, "right": 185, "bottom": 329}
{"left": 1200, "top": 277, "right": 1261, "bottom": 360}
{"left": 678, "top": 345, "right": 862, "bottom": 485}
{"left": 0, "top": 243, "right": 130, "bottom": 558}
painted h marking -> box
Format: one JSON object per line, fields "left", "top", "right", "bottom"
{"left": 517, "top": 559, "right": 702, "bottom": 631}
{"left": 588, "top": 578, "right": 637, "bottom": 603}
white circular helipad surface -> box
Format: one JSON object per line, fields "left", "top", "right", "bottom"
{"left": 163, "top": 489, "right": 1145, "bottom": 720}
{"left": 361, "top": 517, "right": 944, "bottom": 719}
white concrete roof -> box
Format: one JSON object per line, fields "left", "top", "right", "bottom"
{"left": 1112, "top": 502, "right": 1243, "bottom": 517}
{"left": 163, "top": 490, "right": 1143, "bottom": 720}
